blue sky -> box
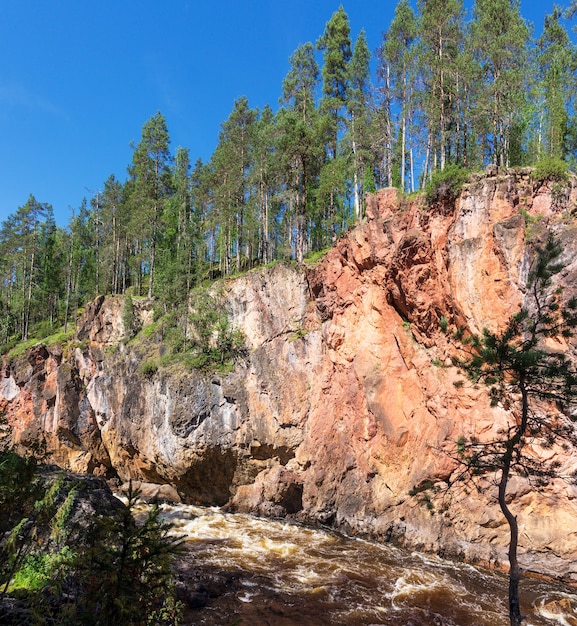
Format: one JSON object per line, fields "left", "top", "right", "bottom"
{"left": 0, "top": 0, "right": 565, "bottom": 226}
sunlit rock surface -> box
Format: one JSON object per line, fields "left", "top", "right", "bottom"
{"left": 3, "top": 169, "right": 577, "bottom": 581}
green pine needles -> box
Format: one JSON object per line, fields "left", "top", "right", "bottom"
{"left": 0, "top": 454, "right": 184, "bottom": 625}
{"left": 448, "top": 232, "right": 577, "bottom": 626}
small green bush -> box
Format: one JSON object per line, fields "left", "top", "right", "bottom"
{"left": 425, "top": 164, "right": 470, "bottom": 205}
{"left": 122, "top": 295, "right": 138, "bottom": 339}
{"left": 439, "top": 315, "right": 449, "bottom": 334}
{"left": 141, "top": 321, "right": 160, "bottom": 339}
{"left": 532, "top": 157, "right": 569, "bottom": 185}
{"left": 11, "top": 547, "right": 74, "bottom": 592}
{"left": 304, "top": 247, "right": 331, "bottom": 265}
{"left": 140, "top": 360, "right": 158, "bottom": 378}
{"left": 0, "top": 453, "right": 183, "bottom": 624}
{"left": 34, "top": 320, "right": 54, "bottom": 340}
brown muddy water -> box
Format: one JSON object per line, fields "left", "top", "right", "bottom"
{"left": 151, "top": 503, "right": 577, "bottom": 625}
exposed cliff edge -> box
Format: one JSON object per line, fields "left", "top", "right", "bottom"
{"left": 3, "top": 168, "right": 577, "bottom": 582}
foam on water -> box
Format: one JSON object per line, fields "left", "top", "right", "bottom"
{"left": 131, "top": 500, "right": 577, "bottom": 625}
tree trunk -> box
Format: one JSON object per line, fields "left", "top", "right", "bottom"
{"left": 385, "top": 64, "right": 393, "bottom": 187}
{"left": 498, "top": 460, "right": 523, "bottom": 626}
{"left": 439, "top": 29, "right": 446, "bottom": 171}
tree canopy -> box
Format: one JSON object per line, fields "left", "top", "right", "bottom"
{"left": 1, "top": 2, "right": 577, "bottom": 348}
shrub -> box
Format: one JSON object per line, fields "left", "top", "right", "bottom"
{"left": 140, "top": 360, "right": 158, "bottom": 378}
{"left": 425, "top": 164, "right": 470, "bottom": 205}
{"left": 188, "top": 288, "right": 245, "bottom": 371}
{"left": 73, "top": 482, "right": 184, "bottom": 625}
{"left": 439, "top": 315, "right": 449, "bottom": 334}
{"left": 304, "top": 247, "right": 331, "bottom": 265}
{"left": 532, "top": 156, "right": 569, "bottom": 185}
{"left": 0, "top": 455, "right": 183, "bottom": 625}
{"left": 122, "top": 295, "right": 137, "bottom": 339}
{"left": 10, "top": 547, "right": 75, "bottom": 592}
{"left": 34, "top": 320, "right": 54, "bottom": 340}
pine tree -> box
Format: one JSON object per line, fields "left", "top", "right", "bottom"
{"left": 537, "top": 7, "right": 575, "bottom": 160}
{"left": 281, "top": 42, "right": 319, "bottom": 124}
{"left": 155, "top": 146, "right": 194, "bottom": 305}
{"left": 316, "top": 5, "right": 352, "bottom": 160}
{"left": 128, "top": 112, "right": 173, "bottom": 297}
{"left": 250, "top": 105, "right": 279, "bottom": 264}
{"left": 317, "top": 6, "right": 352, "bottom": 238}
{"left": 37, "top": 209, "right": 64, "bottom": 331}
{"left": 278, "top": 42, "right": 324, "bottom": 262}
{"left": 190, "top": 158, "right": 212, "bottom": 279}
{"left": 382, "top": 0, "right": 418, "bottom": 192}
{"left": 470, "top": 0, "right": 530, "bottom": 167}
{"left": 417, "top": 0, "right": 466, "bottom": 175}
{"left": 450, "top": 234, "right": 577, "bottom": 626}
{"left": 99, "top": 174, "right": 127, "bottom": 296}
{"left": 210, "top": 97, "right": 257, "bottom": 275}
{"left": 347, "top": 28, "right": 373, "bottom": 218}
{"left": 3, "top": 196, "right": 53, "bottom": 341}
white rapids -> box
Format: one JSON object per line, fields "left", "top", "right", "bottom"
{"left": 133, "top": 501, "right": 577, "bottom": 625}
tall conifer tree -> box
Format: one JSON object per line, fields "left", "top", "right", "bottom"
{"left": 470, "top": 0, "right": 530, "bottom": 167}
{"left": 348, "top": 28, "right": 373, "bottom": 218}
{"left": 417, "top": 0, "right": 465, "bottom": 174}
{"left": 278, "top": 43, "right": 323, "bottom": 262}
{"left": 537, "top": 7, "right": 575, "bottom": 159}
{"left": 129, "top": 111, "right": 172, "bottom": 297}
{"left": 382, "top": 0, "right": 418, "bottom": 190}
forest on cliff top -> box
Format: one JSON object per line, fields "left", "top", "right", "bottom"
{"left": 1, "top": 0, "right": 577, "bottom": 352}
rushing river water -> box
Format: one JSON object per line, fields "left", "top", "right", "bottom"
{"left": 147, "top": 503, "right": 577, "bottom": 625}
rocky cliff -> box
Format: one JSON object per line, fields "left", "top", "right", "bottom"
{"left": 3, "top": 168, "right": 577, "bottom": 581}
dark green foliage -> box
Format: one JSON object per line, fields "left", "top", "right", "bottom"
{"left": 71, "top": 483, "right": 183, "bottom": 626}
{"left": 128, "top": 112, "right": 173, "bottom": 299}
{"left": 424, "top": 164, "right": 470, "bottom": 204}
{"left": 316, "top": 5, "right": 352, "bottom": 160}
{"left": 122, "top": 294, "right": 137, "bottom": 339}
{"left": 439, "top": 315, "right": 449, "bottom": 333}
{"left": 0, "top": 459, "right": 79, "bottom": 607}
{"left": 0, "top": 451, "right": 38, "bottom": 540}
{"left": 470, "top": 0, "right": 530, "bottom": 168}
{"left": 381, "top": 0, "right": 418, "bottom": 192}
{"left": 188, "top": 288, "right": 245, "bottom": 371}
{"left": 532, "top": 156, "right": 569, "bottom": 185}
{"left": 140, "top": 359, "right": 158, "bottom": 378}
{"left": 537, "top": 7, "right": 575, "bottom": 160}
{"left": 0, "top": 455, "right": 182, "bottom": 625}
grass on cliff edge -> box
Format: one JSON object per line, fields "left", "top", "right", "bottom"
{"left": 2, "top": 327, "right": 75, "bottom": 359}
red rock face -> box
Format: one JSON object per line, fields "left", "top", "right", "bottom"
{"left": 3, "top": 169, "right": 577, "bottom": 580}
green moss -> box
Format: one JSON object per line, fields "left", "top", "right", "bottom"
{"left": 519, "top": 208, "right": 544, "bottom": 241}
{"left": 289, "top": 326, "right": 308, "bottom": 342}
{"left": 10, "top": 547, "right": 75, "bottom": 592}
{"left": 439, "top": 315, "right": 449, "bottom": 334}
{"left": 141, "top": 321, "right": 161, "bottom": 339}
{"left": 5, "top": 338, "right": 40, "bottom": 359}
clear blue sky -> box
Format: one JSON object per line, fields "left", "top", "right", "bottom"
{"left": 0, "top": 0, "right": 564, "bottom": 226}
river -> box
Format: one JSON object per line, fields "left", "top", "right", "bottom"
{"left": 150, "top": 503, "right": 577, "bottom": 625}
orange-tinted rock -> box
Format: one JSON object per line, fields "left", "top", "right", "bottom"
{"left": 3, "top": 170, "right": 577, "bottom": 581}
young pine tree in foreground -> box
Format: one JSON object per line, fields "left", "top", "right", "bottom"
{"left": 450, "top": 233, "right": 577, "bottom": 626}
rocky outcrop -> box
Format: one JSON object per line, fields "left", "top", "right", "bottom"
{"left": 3, "top": 168, "right": 577, "bottom": 580}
